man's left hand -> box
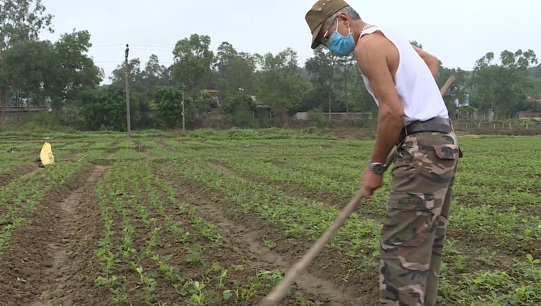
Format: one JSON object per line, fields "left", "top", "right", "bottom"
{"left": 360, "top": 168, "right": 384, "bottom": 198}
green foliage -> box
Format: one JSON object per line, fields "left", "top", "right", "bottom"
{"left": 153, "top": 86, "right": 183, "bottom": 129}
{"left": 214, "top": 42, "right": 255, "bottom": 98}
{"left": 1, "top": 29, "right": 101, "bottom": 120}
{"left": 80, "top": 86, "right": 126, "bottom": 131}
{"left": 47, "top": 30, "right": 102, "bottom": 116}
{"left": 2, "top": 40, "right": 56, "bottom": 99}
{"left": 0, "top": 0, "right": 54, "bottom": 48}
{"left": 469, "top": 49, "right": 538, "bottom": 117}
{"left": 525, "top": 77, "right": 541, "bottom": 99}
{"left": 195, "top": 92, "right": 218, "bottom": 114}
{"left": 220, "top": 92, "right": 255, "bottom": 115}
{"left": 172, "top": 34, "right": 215, "bottom": 101}
{"left": 308, "top": 108, "right": 327, "bottom": 128}
{"left": 0, "top": 0, "right": 55, "bottom": 120}
{"left": 437, "top": 67, "right": 470, "bottom": 117}
{"left": 221, "top": 103, "right": 260, "bottom": 129}
{"left": 254, "top": 48, "right": 308, "bottom": 120}
{"left": 0, "top": 112, "right": 76, "bottom": 134}
{"left": 4, "top": 23, "right": 541, "bottom": 130}
{"left": 532, "top": 64, "right": 541, "bottom": 78}
{"left": 108, "top": 54, "right": 173, "bottom": 129}
{"left": 232, "top": 109, "right": 257, "bottom": 128}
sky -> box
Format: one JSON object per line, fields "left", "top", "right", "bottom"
{"left": 39, "top": 0, "right": 540, "bottom": 83}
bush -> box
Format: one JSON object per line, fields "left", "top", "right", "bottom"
{"left": 308, "top": 109, "right": 328, "bottom": 128}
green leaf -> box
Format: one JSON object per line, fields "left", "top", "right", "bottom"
{"left": 223, "top": 290, "right": 233, "bottom": 300}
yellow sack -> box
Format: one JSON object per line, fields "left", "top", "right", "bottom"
{"left": 40, "top": 142, "right": 54, "bottom": 166}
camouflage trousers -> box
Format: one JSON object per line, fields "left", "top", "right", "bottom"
{"left": 379, "top": 131, "right": 459, "bottom": 306}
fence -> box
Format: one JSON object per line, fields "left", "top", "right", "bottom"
{"left": 0, "top": 106, "right": 49, "bottom": 122}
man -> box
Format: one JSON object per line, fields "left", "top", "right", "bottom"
{"left": 305, "top": 1, "right": 460, "bottom": 305}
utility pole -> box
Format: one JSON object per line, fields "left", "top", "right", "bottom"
{"left": 181, "top": 83, "right": 185, "bottom": 132}
{"left": 125, "top": 44, "right": 132, "bottom": 137}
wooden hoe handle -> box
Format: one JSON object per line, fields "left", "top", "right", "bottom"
{"left": 440, "top": 75, "right": 456, "bottom": 96}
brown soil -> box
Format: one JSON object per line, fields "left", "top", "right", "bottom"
{"left": 203, "top": 158, "right": 534, "bottom": 305}
{"left": 0, "top": 163, "right": 39, "bottom": 188}
{"left": 123, "top": 164, "right": 322, "bottom": 305}
{"left": 155, "top": 163, "right": 376, "bottom": 306}
{"left": 181, "top": 185, "right": 357, "bottom": 305}
{"left": 0, "top": 165, "right": 108, "bottom": 306}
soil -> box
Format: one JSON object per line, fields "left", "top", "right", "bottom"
{"left": 190, "top": 158, "right": 536, "bottom": 306}
{"left": 155, "top": 163, "right": 379, "bottom": 306}
{"left": 0, "top": 164, "right": 38, "bottom": 188}
{"left": 147, "top": 164, "right": 333, "bottom": 305}
{"left": 178, "top": 183, "right": 357, "bottom": 306}
{"left": 0, "top": 165, "right": 108, "bottom": 306}
{"left": 0, "top": 137, "right": 536, "bottom": 306}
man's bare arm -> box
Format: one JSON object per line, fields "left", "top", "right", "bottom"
{"left": 355, "top": 36, "right": 404, "bottom": 165}
{"left": 412, "top": 45, "right": 439, "bottom": 79}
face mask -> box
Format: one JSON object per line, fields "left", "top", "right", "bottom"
{"left": 327, "top": 19, "right": 355, "bottom": 56}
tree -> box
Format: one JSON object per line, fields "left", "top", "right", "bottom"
{"left": 220, "top": 89, "right": 256, "bottom": 115}
{"left": 110, "top": 58, "right": 142, "bottom": 89}
{"left": 80, "top": 86, "right": 126, "bottom": 131}
{"left": 305, "top": 48, "right": 341, "bottom": 119}
{"left": 214, "top": 42, "right": 256, "bottom": 100}
{"left": 254, "top": 48, "right": 308, "bottom": 123}
{"left": 47, "top": 30, "right": 102, "bottom": 119}
{"left": 215, "top": 42, "right": 238, "bottom": 74}
{"left": 469, "top": 49, "right": 538, "bottom": 117}
{"left": 172, "top": 34, "right": 215, "bottom": 104}
{"left": 219, "top": 89, "right": 258, "bottom": 128}
{"left": 153, "top": 86, "right": 183, "bottom": 129}
{"left": 532, "top": 64, "right": 541, "bottom": 78}
{"left": 141, "top": 54, "right": 172, "bottom": 92}
{"left": 2, "top": 40, "right": 56, "bottom": 106}
{"left": 0, "top": 0, "right": 54, "bottom": 123}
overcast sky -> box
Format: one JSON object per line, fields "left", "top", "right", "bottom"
{"left": 40, "top": 0, "right": 539, "bottom": 83}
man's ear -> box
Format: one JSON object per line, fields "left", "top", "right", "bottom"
{"left": 339, "top": 13, "right": 351, "bottom": 27}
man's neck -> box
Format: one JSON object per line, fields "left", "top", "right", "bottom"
{"left": 351, "top": 20, "right": 369, "bottom": 42}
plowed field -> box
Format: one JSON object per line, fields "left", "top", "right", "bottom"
{"left": 0, "top": 130, "right": 540, "bottom": 306}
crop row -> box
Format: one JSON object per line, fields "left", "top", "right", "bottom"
{"left": 93, "top": 160, "right": 304, "bottom": 305}
{"left": 164, "top": 153, "right": 541, "bottom": 305}
{"left": 0, "top": 162, "right": 82, "bottom": 252}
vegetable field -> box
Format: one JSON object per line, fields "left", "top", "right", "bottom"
{"left": 0, "top": 129, "right": 540, "bottom": 306}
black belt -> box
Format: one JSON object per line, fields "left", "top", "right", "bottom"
{"left": 397, "top": 117, "right": 453, "bottom": 145}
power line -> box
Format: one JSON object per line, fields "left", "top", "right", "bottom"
{"left": 91, "top": 43, "right": 173, "bottom": 49}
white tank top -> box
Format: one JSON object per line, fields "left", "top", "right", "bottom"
{"left": 359, "top": 26, "right": 449, "bottom": 126}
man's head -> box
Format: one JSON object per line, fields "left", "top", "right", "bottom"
{"left": 305, "top": 0, "right": 362, "bottom": 50}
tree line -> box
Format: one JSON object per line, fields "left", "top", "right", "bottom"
{"left": 1, "top": 0, "right": 540, "bottom": 131}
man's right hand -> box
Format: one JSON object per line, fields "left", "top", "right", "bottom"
{"left": 360, "top": 168, "right": 384, "bottom": 198}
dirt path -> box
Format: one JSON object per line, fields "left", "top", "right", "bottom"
{"left": 177, "top": 162, "right": 381, "bottom": 304}
{"left": 162, "top": 159, "right": 362, "bottom": 306}
{"left": 29, "top": 165, "right": 107, "bottom": 306}
{"left": 194, "top": 196, "right": 359, "bottom": 306}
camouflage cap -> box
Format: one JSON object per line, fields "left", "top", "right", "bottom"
{"left": 305, "top": 0, "right": 350, "bottom": 49}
